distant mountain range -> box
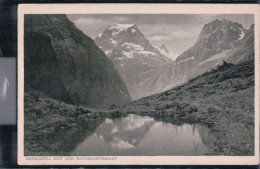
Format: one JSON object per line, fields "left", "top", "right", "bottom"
{"left": 24, "top": 15, "right": 131, "bottom": 109}
{"left": 95, "top": 19, "right": 254, "bottom": 100}
{"left": 94, "top": 24, "right": 175, "bottom": 100}
{"left": 24, "top": 15, "right": 254, "bottom": 108}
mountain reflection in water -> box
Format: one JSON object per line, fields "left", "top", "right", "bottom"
{"left": 71, "top": 114, "right": 210, "bottom": 156}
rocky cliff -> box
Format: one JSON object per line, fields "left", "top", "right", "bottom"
{"left": 24, "top": 14, "right": 131, "bottom": 109}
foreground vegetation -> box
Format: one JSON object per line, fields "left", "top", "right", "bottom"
{"left": 120, "top": 61, "right": 255, "bottom": 155}
{"left": 24, "top": 91, "right": 122, "bottom": 155}
{"left": 24, "top": 61, "right": 254, "bottom": 156}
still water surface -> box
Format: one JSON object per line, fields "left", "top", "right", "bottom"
{"left": 71, "top": 114, "right": 211, "bottom": 156}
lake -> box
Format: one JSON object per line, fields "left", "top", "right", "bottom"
{"left": 71, "top": 114, "right": 212, "bottom": 156}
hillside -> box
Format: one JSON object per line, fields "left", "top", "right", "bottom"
{"left": 121, "top": 60, "right": 254, "bottom": 155}
{"left": 24, "top": 90, "right": 125, "bottom": 155}
{"left": 24, "top": 15, "right": 131, "bottom": 109}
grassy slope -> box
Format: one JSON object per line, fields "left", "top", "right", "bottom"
{"left": 121, "top": 61, "right": 255, "bottom": 155}
{"left": 24, "top": 91, "right": 122, "bottom": 155}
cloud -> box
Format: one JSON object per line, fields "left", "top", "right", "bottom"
{"left": 147, "top": 35, "right": 171, "bottom": 41}
{"left": 67, "top": 14, "right": 254, "bottom": 55}
{"left": 110, "top": 16, "right": 129, "bottom": 23}
{"left": 73, "top": 17, "right": 105, "bottom": 26}
{"left": 170, "top": 26, "right": 202, "bottom": 39}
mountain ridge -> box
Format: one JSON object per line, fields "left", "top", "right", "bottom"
{"left": 94, "top": 20, "right": 254, "bottom": 100}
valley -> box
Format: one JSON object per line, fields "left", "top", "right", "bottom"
{"left": 23, "top": 14, "right": 255, "bottom": 156}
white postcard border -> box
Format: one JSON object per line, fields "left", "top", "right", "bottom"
{"left": 17, "top": 3, "right": 260, "bottom": 165}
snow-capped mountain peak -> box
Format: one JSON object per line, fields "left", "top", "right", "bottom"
{"left": 94, "top": 23, "right": 145, "bottom": 51}
{"left": 94, "top": 23, "right": 174, "bottom": 100}
{"left": 107, "top": 24, "right": 136, "bottom": 32}
{"left": 199, "top": 19, "right": 246, "bottom": 43}
{"left": 94, "top": 23, "right": 171, "bottom": 60}
{"left": 104, "top": 24, "right": 138, "bottom": 37}
{"left": 174, "top": 19, "right": 248, "bottom": 64}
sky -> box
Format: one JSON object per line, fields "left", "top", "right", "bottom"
{"left": 67, "top": 14, "right": 253, "bottom": 56}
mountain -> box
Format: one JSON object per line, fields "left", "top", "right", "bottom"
{"left": 157, "top": 19, "right": 254, "bottom": 92}
{"left": 94, "top": 24, "right": 173, "bottom": 100}
{"left": 121, "top": 60, "right": 254, "bottom": 155}
{"left": 174, "top": 19, "right": 252, "bottom": 78}
{"left": 156, "top": 44, "right": 178, "bottom": 61}
{"left": 94, "top": 20, "right": 253, "bottom": 101}
{"left": 24, "top": 15, "right": 131, "bottom": 109}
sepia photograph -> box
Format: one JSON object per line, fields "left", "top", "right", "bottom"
{"left": 17, "top": 4, "right": 259, "bottom": 165}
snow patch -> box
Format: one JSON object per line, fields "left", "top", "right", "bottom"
{"left": 217, "top": 19, "right": 230, "bottom": 22}
{"left": 122, "top": 42, "right": 143, "bottom": 50}
{"left": 105, "top": 50, "right": 112, "bottom": 55}
{"left": 121, "top": 42, "right": 156, "bottom": 57}
{"left": 174, "top": 56, "right": 195, "bottom": 65}
{"left": 239, "top": 30, "right": 245, "bottom": 40}
{"left": 142, "top": 62, "right": 152, "bottom": 66}
{"left": 97, "top": 33, "right": 102, "bottom": 38}
{"left": 122, "top": 50, "right": 134, "bottom": 59}
{"left": 110, "top": 38, "right": 117, "bottom": 45}
{"left": 131, "top": 29, "right": 136, "bottom": 33}
{"left": 137, "top": 51, "right": 156, "bottom": 56}
{"left": 108, "top": 24, "right": 135, "bottom": 31}
{"left": 108, "top": 24, "right": 135, "bottom": 37}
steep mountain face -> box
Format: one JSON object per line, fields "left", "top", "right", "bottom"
{"left": 94, "top": 24, "right": 173, "bottom": 100}
{"left": 162, "top": 19, "right": 254, "bottom": 91}
{"left": 24, "top": 15, "right": 131, "bottom": 109}
{"left": 175, "top": 19, "right": 247, "bottom": 73}
{"left": 226, "top": 24, "right": 254, "bottom": 63}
